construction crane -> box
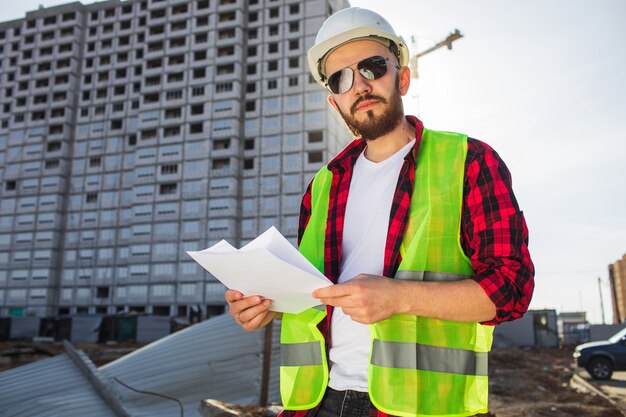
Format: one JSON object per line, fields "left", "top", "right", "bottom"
{"left": 410, "top": 29, "right": 464, "bottom": 79}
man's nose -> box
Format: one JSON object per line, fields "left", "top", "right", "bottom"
{"left": 351, "top": 70, "right": 372, "bottom": 95}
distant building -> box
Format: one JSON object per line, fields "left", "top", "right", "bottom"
{"left": 0, "top": 0, "right": 351, "bottom": 318}
{"left": 558, "top": 311, "right": 589, "bottom": 345}
{"left": 609, "top": 253, "right": 626, "bottom": 323}
{"left": 493, "top": 309, "right": 559, "bottom": 348}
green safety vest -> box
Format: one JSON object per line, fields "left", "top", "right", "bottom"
{"left": 280, "top": 129, "right": 494, "bottom": 417}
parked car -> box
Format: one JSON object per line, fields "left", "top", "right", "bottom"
{"left": 574, "top": 327, "right": 626, "bottom": 380}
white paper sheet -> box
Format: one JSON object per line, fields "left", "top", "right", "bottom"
{"left": 187, "top": 227, "right": 332, "bottom": 314}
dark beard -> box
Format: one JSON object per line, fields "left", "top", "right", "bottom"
{"left": 337, "top": 75, "right": 404, "bottom": 141}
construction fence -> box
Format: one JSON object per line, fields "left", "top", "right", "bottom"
{"left": 0, "top": 315, "right": 175, "bottom": 344}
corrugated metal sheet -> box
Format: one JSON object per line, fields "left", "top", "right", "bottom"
{"left": 135, "top": 316, "right": 171, "bottom": 343}
{"left": 8, "top": 316, "right": 39, "bottom": 339}
{"left": 0, "top": 314, "right": 282, "bottom": 416}
{"left": 70, "top": 316, "right": 102, "bottom": 343}
{"left": 0, "top": 353, "right": 116, "bottom": 417}
{"left": 101, "top": 314, "right": 281, "bottom": 416}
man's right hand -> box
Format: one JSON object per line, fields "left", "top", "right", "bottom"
{"left": 225, "top": 289, "right": 277, "bottom": 331}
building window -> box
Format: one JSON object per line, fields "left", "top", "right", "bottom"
{"left": 216, "top": 83, "right": 233, "bottom": 93}
{"left": 217, "top": 46, "right": 234, "bottom": 57}
{"left": 213, "top": 139, "right": 230, "bottom": 150}
{"left": 191, "top": 104, "right": 204, "bottom": 115}
{"left": 193, "top": 68, "right": 206, "bottom": 79}
{"left": 217, "top": 64, "right": 234, "bottom": 75}
{"left": 212, "top": 158, "right": 230, "bottom": 169}
{"left": 190, "top": 123, "right": 203, "bottom": 134}
{"left": 164, "top": 126, "right": 180, "bottom": 137}
{"left": 89, "top": 157, "right": 101, "bottom": 167}
{"left": 308, "top": 151, "right": 323, "bottom": 164}
{"left": 167, "top": 90, "right": 183, "bottom": 100}
{"left": 195, "top": 32, "right": 208, "bottom": 43}
{"left": 196, "top": 16, "right": 209, "bottom": 26}
{"left": 268, "top": 80, "right": 277, "bottom": 89}
{"left": 308, "top": 131, "right": 324, "bottom": 143}
{"left": 96, "top": 286, "right": 110, "bottom": 299}
{"left": 219, "top": 11, "right": 236, "bottom": 22}
{"left": 194, "top": 50, "right": 207, "bottom": 61}
{"left": 86, "top": 193, "right": 98, "bottom": 203}
{"left": 161, "top": 164, "right": 178, "bottom": 175}
{"left": 45, "top": 159, "right": 59, "bottom": 169}
{"left": 165, "top": 108, "right": 182, "bottom": 119}
{"left": 159, "top": 183, "right": 177, "bottom": 195}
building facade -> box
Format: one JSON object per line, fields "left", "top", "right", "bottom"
{"left": 0, "top": 0, "right": 351, "bottom": 317}
{"left": 609, "top": 253, "right": 626, "bottom": 323}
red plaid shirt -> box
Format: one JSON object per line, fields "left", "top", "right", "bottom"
{"left": 282, "top": 116, "right": 535, "bottom": 417}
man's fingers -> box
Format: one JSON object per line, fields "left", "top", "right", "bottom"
{"left": 317, "top": 295, "right": 353, "bottom": 308}
{"left": 230, "top": 295, "right": 263, "bottom": 313}
{"left": 225, "top": 289, "right": 243, "bottom": 304}
{"left": 313, "top": 283, "right": 352, "bottom": 299}
{"left": 243, "top": 309, "right": 271, "bottom": 331}
{"left": 238, "top": 298, "right": 271, "bottom": 324}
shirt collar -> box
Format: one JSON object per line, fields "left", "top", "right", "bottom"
{"left": 327, "top": 115, "right": 425, "bottom": 172}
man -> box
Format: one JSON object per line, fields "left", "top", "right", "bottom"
{"left": 226, "top": 7, "right": 534, "bottom": 417}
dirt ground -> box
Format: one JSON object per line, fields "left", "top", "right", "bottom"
{"left": 1, "top": 343, "right": 624, "bottom": 416}
{"left": 486, "top": 347, "right": 623, "bottom": 417}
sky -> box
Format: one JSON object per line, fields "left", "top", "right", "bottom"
{"left": 3, "top": 0, "right": 626, "bottom": 323}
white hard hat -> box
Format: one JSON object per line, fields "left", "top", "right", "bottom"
{"left": 307, "top": 7, "right": 409, "bottom": 87}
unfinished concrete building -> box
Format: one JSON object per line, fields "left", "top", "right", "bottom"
{"left": 0, "top": 0, "right": 351, "bottom": 318}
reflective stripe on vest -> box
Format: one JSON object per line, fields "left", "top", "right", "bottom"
{"left": 281, "top": 305, "right": 328, "bottom": 367}
{"left": 371, "top": 340, "right": 488, "bottom": 376}
{"left": 395, "top": 270, "right": 470, "bottom": 282}
{"left": 281, "top": 341, "right": 323, "bottom": 366}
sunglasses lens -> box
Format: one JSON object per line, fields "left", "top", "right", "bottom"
{"left": 327, "top": 56, "right": 390, "bottom": 94}
{"left": 328, "top": 67, "right": 354, "bottom": 94}
{"left": 358, "top": 56, "right": 388, "bottom": 80}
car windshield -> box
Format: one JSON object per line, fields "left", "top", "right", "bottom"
{"left": 609, "top": 327, "right": 626, "bottom": 343}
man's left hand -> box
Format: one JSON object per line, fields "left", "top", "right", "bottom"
{"left": 312, "top": 274, "right": 401, "bottom": 324}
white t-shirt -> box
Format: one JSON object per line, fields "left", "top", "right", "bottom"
{"left": 328, "top": 139, "right": 415, "bottom": 392}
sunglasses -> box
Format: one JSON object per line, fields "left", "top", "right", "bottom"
{"left": 326, "top": 55, "right": 400, "bottom": 95}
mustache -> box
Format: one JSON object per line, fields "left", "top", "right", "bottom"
{"left": 351, "top": 94, "right": 387, "bottom": 114}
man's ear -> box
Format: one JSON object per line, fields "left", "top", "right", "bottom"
{"left": 399, "top": 66, "right": 411, "bottom": 96}
{"left": 327, "top": 94, "right": 340, "bottom": 113}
